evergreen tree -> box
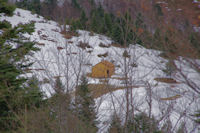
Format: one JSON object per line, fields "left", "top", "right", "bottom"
{"left": 125, "top": 113, "right": 161, "bottom": 133}
{"left": 104, "top": 13, "right": 113, "bottom": 35}
{"left": 72, "top": 0, "right": 80, "bottom": 9}
{"left": 70, "top": 19, "right": 81, "bottom": 32}
{"left": 90, "top": 13, "right": 98, "bottom": 32}
{"left": 54, "top": 77, "right": 64, "bottom": 94}
{"left": 75, "top": 75, "right": 98, "bottom": 131}
{"left": 0, "top": 2, "right": 41, "bottom": 131}
{"left": 80, "top": 10, "right": 88, "bottom": 29}
{"left": 16, "top": 0, "right": 41, "bottom": 14}
{"left": 192, "top": 110, "right": 200, "bottom": 124}
{"left": 24, "top": 76, "right": 43, "bottom": 109}
{"left": 108, "top": 114, "right": 123, "bottom": 133}
{"left": 0, "top": 0, "right": 15, "bottom": 16}
{"left": 111, "top": 22, "right": 123, "bottom": 44}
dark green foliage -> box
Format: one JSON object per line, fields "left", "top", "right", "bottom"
{"left": 192, "top": 110, "right": 200, "bottom": 124}
{"left": 16, "top": 0, "right": 41, "bottom": 14}
{"left": 75, "top": 75, "right": 98, "bottom": 131}
{"left": 108, "top": 114, "right": 123, "bottom": 133}
{"left": 24, "top": 76, "right": 43, "bottom": 108}
{"left": 80, "top": 10, "right": 88, "bottom": 29}
{"left": 162, "top": 60, "right": 176, "bottom": 77}
{"left": 104, "top": 13, "right": 112, "bottom": 35}
{"left": 90, "top": 13, "right": 99, "bottom": 32}
{"left": 54, "top": 77, "right": 64, "bottom": 94}
{"left": 67, "top": 5, "right": 148, "bottom": 46}
{"left": 0, "top": 0, "right": 16, "bottom": 16}
{"left": 189, "top": 32, "right": 200, "bottom": 54}
{"left": 135, "top": 13, "right": 144, "bottom": 29}
{"left": 70, "top": 19, "right": 82, "bottom": 31}
{"left": 125, "top": 113, "right": 161, "bottom": 133}
{"left": 72, "top": 0, "right": 80, "bottom": 9}
{"left": 0, "top": 3, "right": 41, "bottom": 131}
{"left": 154, "top": 4, "right": 163, "bottom": 16}
{"left": 111, "top": 23, "right": 123, "bottom": 44}
{"left": 153, "top": 28, "right": 163, "bottom": 49}
{"left": 0, "top": 20, "right": 11, "bottom": 29}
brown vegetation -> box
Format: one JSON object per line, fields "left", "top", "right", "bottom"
{"left": 77, "top": 41, "right": 92, "bottom": 49}
{"left": 99, "top": 43, "right": 111, "bottom": 48}
{"left": 97, "top": 52, "right": 108, "bottom": 58}
{"left": 154, "top": 78, "right": 179, "bottom": 84}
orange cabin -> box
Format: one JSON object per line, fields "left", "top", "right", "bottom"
{"left": 91, "top": 61, "right": 115, "bottom": 78}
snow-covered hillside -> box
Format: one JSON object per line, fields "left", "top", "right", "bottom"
{"left": 1, "top": 8, "right": 200, "bottom": 132}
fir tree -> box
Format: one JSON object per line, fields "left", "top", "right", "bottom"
{"left": 0, "top": 0, "right": 16, "bottom": 16}
{"left": 192, "top": 110, "right": 200, "bottom": 124}
{"left": 108, "top": 114, "right": 123, "bottom": 133}
{"left": 24, "top": 76, "right": 43, "bottom": 109}
{"left": 75, "top": 75, "right": 98, "bottom": 131}
{"left": 0, "top": 2, "right": 41, "bottom": 131}
{"left": 54, "top": 77, "right": 64, "bottom": 94}
{"left": 125, "top": 113, "right": 161, "bottom": 133}
{"left": 80, "top": 10, "right": 88, "bottom": 29}
{"left": 104, "top": 13, "right": 113, "bottom": 35}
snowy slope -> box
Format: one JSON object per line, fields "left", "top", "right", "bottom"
{"left": 1, "top": 8, "right": 200, "bottom": 133}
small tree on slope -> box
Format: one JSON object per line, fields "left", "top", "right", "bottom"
{"left": 75, "top": 75, "right": 98, "bottom": 131}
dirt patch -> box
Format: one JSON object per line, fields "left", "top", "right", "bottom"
{"left": 57, "top": 47, "right": 64, "bottom": 50}
{"left": 123, "top": 50, "right": 130, "bottom": 58}
{"left": 160, "top": 95, "right": 182, "bottom": 101}
{"left": 99, "top": 43, "right": 111, "bottom": 48}
{"left": 77, "top": 41, "right": 92, "bottom": 49}
{"left": 68, "top": 41, "right": 73, "bottom": 44}
{"left": 111, "top": 77, "right": 129, "bottom": 80}
{"left": 111, "top": 43, "right": 125, "bottom": 48}
{"left": 89, "top": 32, "right": 94, "bottom": 36}
{"left": 63, "top": 31, "right": 79, "bottom": 39}
{"left": 87, "top": 50, "right": 93, "bottom": 53}
{"left": 97, "top": 52, "right": 108, "bottom": 58}
{"left": 154, "top": 78, "right": 179, "bottom": 84}
{"left": 36, "top": 43, "right": 45, "bottom": 46}
{"left": 51, "top": 28, "right": 59, "bottom": 32}
{"left": 88, "top": 84, "right": 125, "bottom": 98}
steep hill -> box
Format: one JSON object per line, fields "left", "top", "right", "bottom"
{"left": 1, "top": 8, "right": 200, "bottom": 132}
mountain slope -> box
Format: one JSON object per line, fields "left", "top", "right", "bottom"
{"left": 1, "top": 8, "right": 200, "bottom": 133}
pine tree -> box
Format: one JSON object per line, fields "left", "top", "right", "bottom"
{"left": 0, "top": 2, "right": 41, "bottom": 131}
{"left": 192, "top": 110, "right": 200, "bottom": 124}
{"left": 75, "top": 75, "right": 98, "bottom": 131}
{"left": 54, "top": 77, "right": 64, "bottom": 94}
{"left": 108, "top": 114, "right": 123, "bottom": 133}
{"left": 90, "top": 13, "right": 98, "bottom": 32}
{"left": 125, "top": 113, "right": 161, "bottom": 133}
{"left": 104, "top": 13, "right": 113, "bottom": 35}
{"left": 0, "top": 0, "right": 16, "bottom": 16}
{"left": 24, "top": 76, "right": 43, "bottom": 108}
{"left": 111, "top": 22, "right": 123, "bottom": 44}
{"left": 80, "top": 10, "right": 88, "bottom": 29}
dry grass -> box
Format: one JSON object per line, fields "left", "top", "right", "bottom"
{"left": 36, "top": 43, "right": 45, "bottom": 46}
{"left": 77, "top": 41, "right": 92, "bottom": 49}
{"left": 63, "top": 31, "right": 79, "bottom": 39}
{"left": 97, "top": 52, "right": 108, "bottom": 58}
{"left": 111, "top": 77, "right": 129, "bottom": 80}
{"left": 160, "top": 95, "right": 182, "bottom": 101}
{"left": 99, "top": 43, "right": 111, "bottom": 48}
{"left": 88, "top": 84, "right": 125, "bottom": 98}
{"left": 154, "top": 78, "right": 179, "bottom": 84}
{"left": 111, "top": 43, "right": 125, "bottom": 48}
{"left": 88, "top": 84, "right": 141, "bottom": 98}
